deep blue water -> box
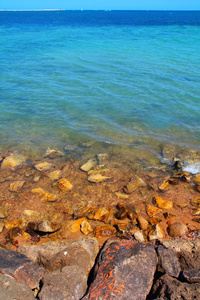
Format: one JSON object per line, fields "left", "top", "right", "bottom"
{"left": 0, "top": 11, "right": 200, "bottom": 157}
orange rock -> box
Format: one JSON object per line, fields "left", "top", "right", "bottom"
{"left": 58, "top": 178, "right": 73, "bottom": 191}
{"left": 80, "top": 220, "right": 93, "bottom": 235}
{"left": 194, "top": 173, "right": 200, "bottom": 184}
{"left": 94, "top": 225, "right": 116, "bottom": 238}
{"left": 146, "top": 205, "right": 162, "bottom": 217}
{"left": 87, "top": 207, "right": 112, "bottom": 221}
{"left": 154, "top": 196, "right": 173, "bottom": 209}
{"left": 191, "top": 196, "right": 200, "bottom": 207}
{"left": 159, "top": 181, "right": 169, "bottom": 192}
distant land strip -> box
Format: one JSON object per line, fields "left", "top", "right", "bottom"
{"left": 0, "top": 9, "right": 66, "bottom": 11}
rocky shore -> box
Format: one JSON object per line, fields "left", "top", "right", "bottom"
{"left": 0, "top": 145, "right": 200, "bottom": 299}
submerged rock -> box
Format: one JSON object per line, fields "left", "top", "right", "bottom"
{"left": 34, "top": 162, "right": 52, "bottom": 172}
{"left": 87, "top": 174, "right": 109, "bottom": 183}
{"left": 44, "top": 148, "right": 64, "bottom": 159}
{"left": 154, "top": 196, "right": 173, "bottom": 209}
{"left": 146, "top": 204, "right": 162, "bottom": 218}
{"left": 47, "top": 170, "right": 62, "bottom": 181}
{"left": 80, "top": 159, "right": 97, "bottom": 172}
{"left": 123, "top": 175, "right": 146, "bottom": 194}
{"left": 1, "top": 153, "right": 26, "bottom": 169}
{"left": 57, "top": 178, "right": 73, "bottom": 191}
{"left": 137, "top": 215, "right": 149, "bottom": 231}
{"left": 9, "top": 181, "right": 25, "bottom": 192}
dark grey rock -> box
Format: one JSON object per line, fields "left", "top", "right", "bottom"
{"left": 83, "top": 239, "right": 157, "bottom": 300}
{"left": 0, "top": 249, "right": 45, "bottom": 289}
{"left": 182, "top": 269, "right": 200, "bottom": 283}
{"left": 157, "top": 245, "right": 181, "bottom": 278}
{"left": 151, "top": 274, "right": 200, "bottom": 300}
{"left": 38, "top": 265, "right": 87, "bottom": 300}
{"left": 0, "top": 273, "right": 35, "bottom": 300}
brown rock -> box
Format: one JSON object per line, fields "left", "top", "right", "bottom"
{"left": 167, "top": 222, "right": 188, "bottom": 237}
{"left": 157, "top": 245, "right": 181, "bottom": 278}
{"left": 57, "top": 178, "right": 73, "bottom": 191}
{"left": 94, "top": 225, "right": 116, "bottom": 238}
{"left": 29, "top": 220, "right": 60, "bottom": 233}
{"left": 194, "top": 173, "right": 200, "bottom": 184}
{"left": 87, "top": 207, "right": 112, "bottom": 221}
{"left": 0, "top": 249, "right": 45, "bottom": 289}
{"left": 182, "top": 269, "right": 200, "bottom": 283}
{"left": 137, "top": 215, "right": 149, "bottom": 231}
{"left": 123, "top": 175, "right": 146, "bottom": 194}
{"left": 83, "top": 239, "right": 157, "bottom": 300}
{"left": 151, "top": 274, "right": 200, "bottom": 300}
{"left": 38, "top": 265, "right": 87, "bottom": 300}
{"left": 191, "top": 196, "right": 200, "bottom": 207}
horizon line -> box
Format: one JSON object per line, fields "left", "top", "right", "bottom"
{"left": 0, "top": 9, "right": 200, "bottom": 12}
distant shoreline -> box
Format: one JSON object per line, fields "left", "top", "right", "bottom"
{"left": 0, "top": 9, "right": 65, "bottom": 12}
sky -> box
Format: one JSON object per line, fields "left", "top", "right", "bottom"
{"left": 0, "top": 0, "right": 200, "bottom": 10}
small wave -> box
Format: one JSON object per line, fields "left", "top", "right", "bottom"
{"left": 183, "top": 162, "right": 200, "bottom": 174}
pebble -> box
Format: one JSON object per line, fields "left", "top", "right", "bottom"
{"left": 47, "top": 170, "right": 62, "bottom": 181}
{"left": 146, "top": 205, "right": 162, "bottom": 218}
{"left": 94, "top": 225, "right": 116, "bottom": 238}
{"left": 137, "top": 215, "right": 149, "bottom": 231}
{"left": 44, "top": 148, "right": 64, "bottom": 159}
{"left": 80, "top": 220, "right": 93, "bottom": 235}
{"left": 0, "top": 206, "right": 7, "bottom": 219}
{"left": 167, "top": 222, "right": 188, "bottom": 237}
{"left": 9, "top": 181, "right": 25, "bottom": 192}
{"left": 159, "top": 180, "right": 169, "bottom": 192}
{"left": 87, "top": 174, "right": 109, "bottom": 183}
{"left": 57, "top": 178, "right": 73, "bottom": 191}
{"left": 123, "top": 175, "right": 146, "bottom": 194}
{"left": 80, "top": 159, "right": 97, "bottom": 172}
{"left": 34, "top": 162, "right": 52, "bottom": 172}
{"left": 134, "top": 230, "right": 146, "bottom": 242}
{"left": 148, "top": 224, "right": 164, "bottom": 241}
{"left": 154, "top": 196, "right": 173, "bottom": 210}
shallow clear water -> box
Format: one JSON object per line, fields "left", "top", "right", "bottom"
{"left": 0, "top": 11, "right": 200, "bottom": 157}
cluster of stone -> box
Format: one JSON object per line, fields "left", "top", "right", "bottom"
{"left": 0, "top": 237, "right": 199, "bottom": 299}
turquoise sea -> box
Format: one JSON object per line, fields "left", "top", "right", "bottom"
{"left": 0, "top": 11, "right": 200, "bottom": 164}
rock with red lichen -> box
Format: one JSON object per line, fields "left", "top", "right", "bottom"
{"left": 83, "top": 239, "right": 157, "bottom": 300}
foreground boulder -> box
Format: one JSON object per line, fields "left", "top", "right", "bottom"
{"left": 0, "top": 249, "right": 45, "bottom": 289}
{"left": 83, "top": 238, "right": 157, "bottom": 300}
{"left": 38, "top": 265, "right": 87, "bottom": 300}
{"left": 0, "top": 273, "right": 35, "bottom": 300}
{"left": 151, "top": 274, "right": 200, "bottom": 300}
